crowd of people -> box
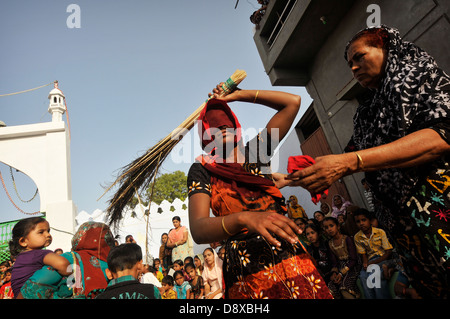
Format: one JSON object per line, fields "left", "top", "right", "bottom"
{"left": 184, "top": 23, "right": 449, "bottom": 301}
{"left": 151, "top": 215, "right": 226, "bottom": 299}
{"left": 1, "top": 24, "right": 449, "bottom": 300}
{"left": 0, "top": 260, "right": 13, "bottom": 299}
{"left": 289, "top": 193, "right": 421, "bottom": 299}
{"left": 0, "top": 193, "right": 423, "bottom": 300}
{"left": 0, "top": 215, "right": 227, "bottom": 299}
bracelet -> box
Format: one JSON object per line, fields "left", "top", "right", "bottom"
{"left": 253, "top": 90, "right": 259, "bottom": 103}
{"left": 354, "top": 151, "right": 364, "bottom": 171}
{"left": 340, "top": 266, "right": 349, "bottom": 275}
{"left": 221, "top": 216, "right": 234, "bottom": 236}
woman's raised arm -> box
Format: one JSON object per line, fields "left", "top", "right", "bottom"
{"left": 210, "top": 84, "right": 301, "bottom": 142}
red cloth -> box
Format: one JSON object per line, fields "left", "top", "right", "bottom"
{"left": 196, "top": 98, "right": 286, "bottom": 212}
{"left": 198, "top": 98, "right": 242, "bottom": 154}
{"left": 287, "top": 155, "right": 328, "bottom": 204}
{"left": 71, "top": 222, "right": 114, "bottom": 298}
{"left": 197, "top": 154, "right": 286, "bottom": 210}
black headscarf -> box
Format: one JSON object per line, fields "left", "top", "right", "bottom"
{"left": 344, "top": 25, "right": 450, "bottom": 224}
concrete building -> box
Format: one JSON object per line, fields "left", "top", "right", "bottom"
{"left": 0, "top": 82, "right": 77, "bottom": 252}
{"left": 253, "top": 0, "right": 450, "bottom": 209}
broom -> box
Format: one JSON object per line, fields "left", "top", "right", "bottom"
{"left": 101, "top": 70, "right": 247, "bottom": 227}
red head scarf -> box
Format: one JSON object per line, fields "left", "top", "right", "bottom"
{"left": 71, "top": 222, "right": 115, "bottom": 298}
{"left": 198, "top": 98, "right": 242, "bottom": 155}
{"left": 197, "top": 98, "right": 286, "bottom": 213}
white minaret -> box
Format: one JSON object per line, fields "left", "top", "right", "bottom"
{"left": 0, "top": 80, "right": 77, "bottom": 251}
{"left": 48, "top": 81, "right": 66, "bottom": 122}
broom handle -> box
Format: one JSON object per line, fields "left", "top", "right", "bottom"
{"left": 167, "top": 70, "right": 246, "bottom": 143}
{"left": 99, "top": 70, "right": 247, "bottom": 202}
{"left": 214, "top": 71, "right": 245, "bottom": 99}
{"left": 182, "top": 69, "right": 247, "bottom": 130}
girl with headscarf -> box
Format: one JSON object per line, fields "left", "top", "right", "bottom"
{"left": 187, "top": 84, "right": 332, "bottom": 299}
{"left": 19, "top": 221, "right": 115, "bottom": 299}
{"left": 202, "top": 248, "right": 224, "bottom": 299}
{"left": 287, "top": 195, "right": 308, "bottom": 220}
{"left": 331, "top": 194, "right": 352, "bottom": 218}
{"left": 320, "top": 202, "right": 332, "bottom": 217}
{"left": 287, "top": 25, "right": 450, "bottom": 298}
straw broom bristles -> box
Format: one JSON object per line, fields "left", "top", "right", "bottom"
{"left": 101, "top": 70, "right": 247, "bottom": 227}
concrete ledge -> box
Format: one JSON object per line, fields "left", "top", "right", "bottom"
{"left": 0, "top": 121, "right": 65, "bottom": 140}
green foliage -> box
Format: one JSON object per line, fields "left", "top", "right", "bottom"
{"left": 144, "top": 170, "right": 188, "bottom": 205}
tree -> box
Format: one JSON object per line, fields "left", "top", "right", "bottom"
{"left": 144, "top": 170, "right": 188, "bottom": 205}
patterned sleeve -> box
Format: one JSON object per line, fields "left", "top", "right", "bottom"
{"left": 187, "top": 162, "right": 211, "bottom": 197}
{"left": 429, "top": 122, "right": 450, "bottom": 145}
{"left": 410, "top": 66, "right": 450, "bottom": 133}
{"left": 380, "top": 229, "right": 394, "bottom": 251}
{"left": 353, "top": 233, "right": 366, "bottom": 255}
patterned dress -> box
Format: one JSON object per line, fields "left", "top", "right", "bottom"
{"left": 168, "top": 226, "right": 193, "bottom": 263}
{"left": 327, "top": 235, "right": 361, "bottom": 298}
{"left": 188, "top": 125, "right": 333, "bottom": 299}
{"left": 189, "top": 275, "right": 205, "bottom": 299}
{"left": 344, "top": 25, "right": 450, "bottom": 298}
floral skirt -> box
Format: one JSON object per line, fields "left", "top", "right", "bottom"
{"left": 223, "top": 232, "right": 333, "bottom": 299}
{"left": 376, "top": 159, "right": 450, "bottom": 299}
{"left": 171, "top": 242, "right": 193, "bottom": 263}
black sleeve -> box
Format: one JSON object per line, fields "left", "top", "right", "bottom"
{"left": 429, "top": 121, "right": 450, "bottom": 145}
{"left": 187, "top": 162, "right": 211, "bottom": 197}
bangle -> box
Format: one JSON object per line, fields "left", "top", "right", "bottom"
{"left": 221, "top": 216, "right": 234, "bottom": 236}
{"left": 354, "top": 151, "right": 364, "bottom": 171}
{"left": 253, "top": 90, "right": 259, "bottom": 103}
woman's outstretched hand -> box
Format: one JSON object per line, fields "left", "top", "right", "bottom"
{"left": 271, "top": 172, "right": 292, "bottom": 189}
{"left": 286, "top": 153, "right": 357, "bottom": 194}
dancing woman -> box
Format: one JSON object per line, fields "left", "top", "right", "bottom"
{"left": 187, "top": 84, "right": 332, "bottom": 299}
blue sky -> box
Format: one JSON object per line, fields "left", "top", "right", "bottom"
{"left": 0, "top": 1, "right": 312, "bottom": 223}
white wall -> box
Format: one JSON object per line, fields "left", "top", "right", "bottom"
{"left": 75, "top": 198, "right": 210, "bottom": 265}
{"left": 0, "top": 121, "right": 76, "bottom": 252}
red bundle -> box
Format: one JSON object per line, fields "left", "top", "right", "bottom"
{"left": 287, "top": 155, "right": 328, "bottom": 204}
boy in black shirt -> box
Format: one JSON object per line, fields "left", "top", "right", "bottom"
{"left": 96, "top": 243, "right": 160, "bottom": 299}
